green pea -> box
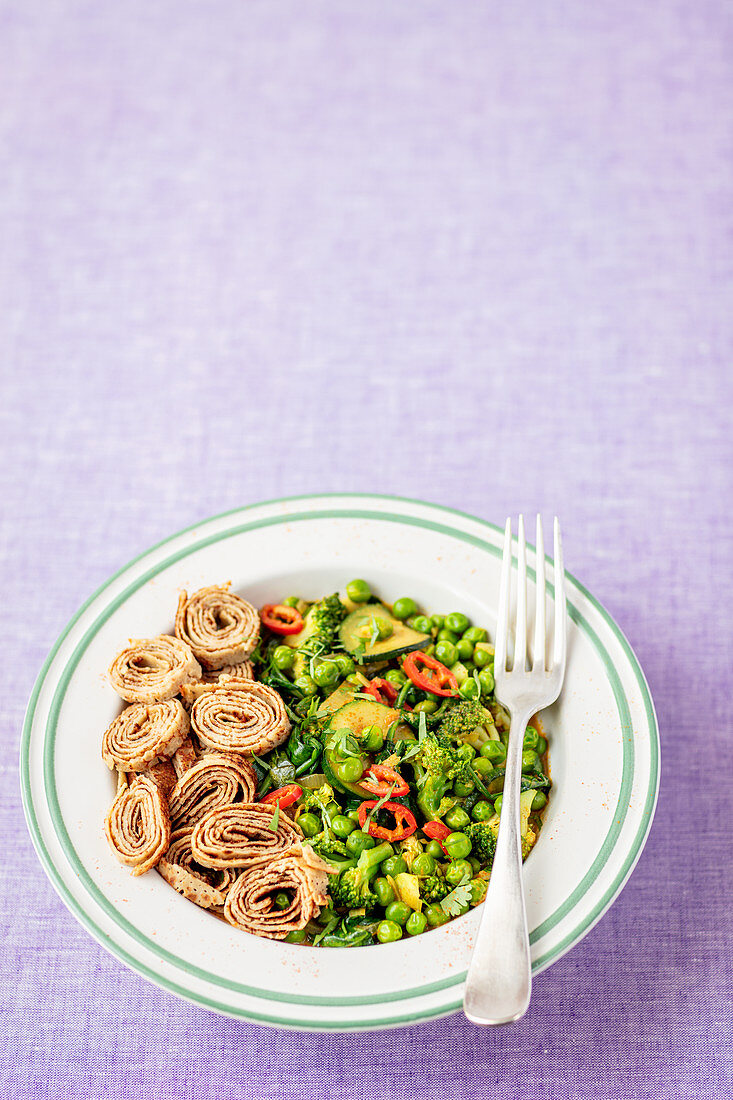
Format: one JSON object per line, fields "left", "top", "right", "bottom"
{"left": 478, "top": 668, "right": 495, "bottom": 695}
{"left": 285, "top": 929, "right": 307, "bottom": 943}
{"left": 337, "top": 757, "right": 364, "bottom": 784}
{"left": 443, "top": 832, "right": 472, "bottom": 859}
{"left": 445, "top": 612, "right": 470, "bottom": 634}
{"left": 376, "top": 919, "right": 403, "bottom": 943}
{"left": 430, "top": 614, "right": 445, "bottom": 630}
{"left": 425, "top": 839, "right": 445, "bottom": 860}
{"left": 407, "top": 614, "right": 432, "bottom": 633}
{"left": 274, "top": 891, "right": 291, "bottom": 910}
{"left": 523, "top": 726, "right": 539, "bottom": 750}
{"left": 459, "top": 678, "right": 480, "bottom": 701}
{"left": 373, "top": 877, "right": 396, "bottom": 907}
{"left": 480, "top": 739, "right": 506, "bottom": 763}
{"left": 346, "top": 807, "right": 362, "bottom": 822}
{"left": 346, "top": 579, "right": 371, "bottom": 604}
{"left": 385, "top": 669, "right": 407, "bottom": 688}
{"left": 425, "top": 903, "right": 450, "bottom": 927}
{"left": 434, "top": 640, "right": 458, "bottom": 667}
{"left": 473, "top": 645, "right": 493, "bottom": 670}
{"left": 334, "top": 653, "right": 355, "bottom": 676}
{"left": 536, "top": 736, "right": 548, "bottom": 755}
{"left": 282, "top": 596, "right": 300, "bottom": 608}
{"left": 385, "top": 901, "right": 411, "bottom": 927}
{"left": 463, "top": 626, "right": 488, "bottom": 644}
{"left": 346, "top": 829, "right": 375, "bottom": 855}
{"left": 472, "top": 756, "right": 493, "bottom": 778}
{"left": 298, "top": 812, "right": 321, "bottom": 838}
{"left": 532, "top": 791, "right": 547, "bottom": 811}
{"left": 392, "top": 597, "right": 418, "bottom": 621}
{"left": 522, "top": 750, "right": 540, "bottom": 773}
{"left": 436, "top": 629, "right": 459, "bottom": 645}
{"left": 444, "top": 806, "right": 471, "bottom": 830}
{"left": 456, "top": 638, "right": 474, "bottom": 661}
{"left": 413, "top": 698, "right": 438, "bottom": 715}
{"left": 331, "top": 814, "right": 356, "bottom": 838}
{"left": 361, "top": 725, "right": 385, "bottom": 752}
{"left": 493, "top": 795, "right": 503, "bottom": 814}
{"left": 446, "top": 859, "right": 473, "bottom": 887}
{"left": 471, "top": 800, "right": 494, "bottom": 822}
{"left": 406, "top": 911, "right": 427, "bottom": 936}
{"left": 372, "top": 616, "right": 393, "bottom": 641}
{"left": 468, "top": 856, "right": 482, "bottom": 874}
{"left": 412, "top": 853, "right": 436, "bottom": 876}
{"left": 272, "top": 645, "right": 295, "bottom": 671}
{"left": 313, "top": 660, "right": 340, "bottom": 687}
{"left": 383, "top": 856, "right": 408, "bottom": 877}
{"left": 294, "top": 674, "right": 317, "bottom": 696}
{"left": 452, "top": 779, "right": 474, "bottom": 797}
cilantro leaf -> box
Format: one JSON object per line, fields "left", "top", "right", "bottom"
{"left": 440, "top": 884, "right": 473, "bottom": 917}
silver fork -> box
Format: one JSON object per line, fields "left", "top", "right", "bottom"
{"left": 463, "top": 515, "right": 567, "bottom": 1026}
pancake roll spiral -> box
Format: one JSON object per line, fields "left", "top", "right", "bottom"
{"left": 175, "top": 585, "right": 260, "bottom": 671}
{"left": 191, "top": 803, "right": 302, "bottom": 870}
{"left": 223, "top": 846, "right": 334, "bottom": 939}
{"left": 190, "top": 681, "right": 289, "bottom": 756}
{"left": 102, "top": 699, "right": 190, "bottom": 772}
{"left": 168, "top": 751, "right": 257, "bottom": 829}
{"left": 104, "top": 774, "right": 171, "bottom": 876}
{"left": 109, "top": 635, "right": 201, "bottom": 704}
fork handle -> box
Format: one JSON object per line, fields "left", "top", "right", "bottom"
{"left": 463, "top": 706, "right": 532, "bottom": 1026}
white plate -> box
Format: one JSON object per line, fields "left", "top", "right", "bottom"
{"left": 20, "top": 494, "right": 659, "bottom": 1031}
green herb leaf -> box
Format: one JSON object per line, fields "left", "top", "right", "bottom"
{"left": 440, "top": 884, "right": 473, "bottom": 917}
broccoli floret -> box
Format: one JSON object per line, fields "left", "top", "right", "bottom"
{"left": 301, "top": 594, "right": 347, "bottom": 656}
{"left": 466, "top": 821, "right": 499, "bottom": 867}
{"left": 420, "top": 875, "right": 452, "bottom": 904}
{"left": 299, "top": 784, "right": 336, "bottom": 813}
{"left": 409, "top": 731, "right": 476, "bottom": 820}
{"left": 308, "top": 837, "right": 350, "bottom": 862}
{"left": 328, "top": 842, "right": 393, "bottom": 910}
{"left": 438, "top": 700, "right": 495, "bottom": 744}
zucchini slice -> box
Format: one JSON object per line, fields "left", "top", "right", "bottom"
{"left": 339, "top": 604, "right": 430, "bottom": 663}
{"left": 324, "top": 699, "right": 400, "bottom": 796}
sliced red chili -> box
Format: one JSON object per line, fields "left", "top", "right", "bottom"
{"left": 260, "top": 784, "right": 302, "bottom": 809}
{"left": 422, "top": 819, "right": 452, "bottom": 855}
{"left": 260, "top": 604, "right": 304, "bottom": 635}
{"left": 402, "top": 651, "right": 458, "bottom": 697}
{"left": 363, "top": 677, "right": 398, "bottom": 706}
{"left": 358, "top": 800, "right": 417, "bottom": 842}
{"left": 358, "top": 764, "right": 409, "bottom": 798}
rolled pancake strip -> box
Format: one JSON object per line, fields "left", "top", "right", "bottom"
{"left": 109, "top": 635, "right": 201, "bottom": 704}
{"left": 102, "top": 699, "right": 189, "bottom": 772}
{"left": 168, "top": 751, "right": 257, "bottom": 828}
{"left": 191, "top": 802, "right": 302, "bottom": 870}
{"left": 179, "top": 660, "right": 254, "bottom": 707}
{"left": 191, "top": 681, "right": 289, "bottom": 756}
{"left": 175, "top": 585, "right": 260, "bottom": 671}
{"left": 223, "top": 846, "right": 334, "bottom": 939}
{"left": 172, "top": 738, "right": 198, "bottom": 777}
{"left": 104, "top": 774, "right": 171, "bottom": 876}
{"left": 145, "top": 758, "right": 177, "bottom": 800}
{"left": 157, "top": 827, "right": 229, "bottom": 909}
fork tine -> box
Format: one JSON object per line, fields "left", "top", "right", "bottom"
{"left": 553, "top": 517, "right": 566, "bottom": 673}
{"left": 494, "top": 518, "right": 512, "bottom": 673}
{"left": 533, "top": 515, "right": 546, "bottom": 671}
{"left": 514, "top": 515, "right": 527, "bottom": 672}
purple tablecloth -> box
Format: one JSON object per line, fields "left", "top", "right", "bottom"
{"left": 1, "top": 2, "right": 731, "bottom": 1097}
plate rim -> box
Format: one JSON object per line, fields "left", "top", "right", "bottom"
{"left": 20, "top": 493, "right": 660, "bottom": 1030}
